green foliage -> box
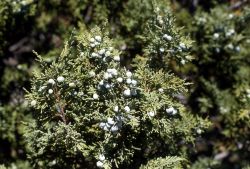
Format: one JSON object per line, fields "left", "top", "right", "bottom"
{"left": 0, "top": 161, "right": 31, "bottom": 169}
{"left": 190, "top": 157, "right": 221, "bottom": 169}
{"left": 25, "top": 8, "right": 207, "bottom": 167}
{"left": 0, "top": 0, "right": 36, "bottom": 55}
{"left": 0, "top": 0, "right": 168, "bottom": 167}
{"left": 139, "top": 156, "right": 186, "bottom": 169}
{"left": 0, "top": 0, "right": 9, "bottom": 55}
{"left": 0, "top": 103, "right": 31, "bottom": 166}
{"left": 142, "top": 6, "right": 193, "bottom": 69}
{"left": 175, "top": 0, "right": 229, "bottom": 12}
{"left": 243, "top": 166, "right": 250, "bottom": 169}
{"left": 186, "top": 5, "right": 250, "bottom": 168}
{"left": 0, "top": 165, "right": 6, "bottom": 169}
{"left": 3, "top": 0, "right": 250, "bottom": 168}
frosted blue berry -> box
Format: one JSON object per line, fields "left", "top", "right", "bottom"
{"left": 114, "top": 55, "right": 120, "bottom": 61}
{"left": 91, "top": 52, "right": 99, "bottom": 58}
{"left": 166, "top": 107, "right": 175, "bottom": 114}
{"left": 105, "top": 51, "right": 111, "bottom": 57}
{"left": 48, "top": 89, "right": 53, "bottom": 94}
{"left": 126, "top": 71, "right": 132, "bottom": 77}
{"left": 95, "top": 36, "right": 102, "bottom": 42}
{"left": 163, "top": 34, "right": 172, "bottom": 41}
{"left": 48, "top": 79, "right": 55, "bottom": 85}
{"left": 158, "top": 88, "right": 164, "bottom": 93}
{"left": 90, "top": 38, "right": 95, "bottom": 43}
{"left": 124, "top": 106, "right": 130, "bottom": 112}
{"left": 179, "top": 43, "right": 186, "bottom": 49}
{"left": 117, "top": 77, "right": 123, "bottom": 83}
{"left": 96, "top": 161, "right": 104, "bottom": 168}
{"left": 90, "top": 43, "right": 96, "bottom": 48}
{"left": 114, "top": 106, "right": 119, "bottom": 112}
{"left": 131, "top": 79, "right": 137, "bottom": 86}
{"left": 93, "top": 93, "right": 99, "bottom": 99}
{"left": 69, "top": 82, "right": 76, "bottom": 87}
{"left": 103, "top": 72, "right": 110, "bottom": 79}
{"left": 148, "top": 111, "right": 155, "bottom": 117}
{"left": 110, "top": 125, "right": 119, "bottom": 132}
{"left": 99, "top": 122, "right": 106, "bottom": 129}
{"left": 213, "top": 33, "right": 219, "bottom": 39}
{"left": 98, "top": 49, "right": 106, "bottom": 55}
{"left": 126, "top": 78, "right": 132, "bottom": 84}
{"left": 107, "top": 118, "right": 115, "bottom": 125}
{"left": 99, "top": 154, "right": 105, "bottom": 161}
{"left": 197, "top": 128, "right": 202, "bottom": 134}
{"left": 123, "top": 89, "right": 131, "bottom": 96}
{"left": 57, "top": 76, "right": 64, "bottom": 83}
{"left": 30, "top": 100, "right": 37, "bottom": 106}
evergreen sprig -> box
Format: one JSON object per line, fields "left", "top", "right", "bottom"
{"left": 26, "top": 16, "right": 207, "bottom": 168}
{"left": 188, "top": 5, "right": 250, "bottom": 168}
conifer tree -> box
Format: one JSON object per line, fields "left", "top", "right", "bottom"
{"left": 187, "top": 6, "right": 250, "bottom": 168}
{"left": 25, "top": 6, "right": 208, "bottom": 169}
{"left": 0, "top": 0, "right": 164, "bottom": 167}
{"left": 0, "top": 0, "right": 179, "bottom": 168}
{"left": 0, "top": 1, "right": 37, "bottom": 168}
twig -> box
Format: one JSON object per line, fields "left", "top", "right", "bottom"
{"left": 229, "top": 0, "right": 249, "bottom": 10}
{"left": 54, "top": 86, "right": 67, "bottom": 124}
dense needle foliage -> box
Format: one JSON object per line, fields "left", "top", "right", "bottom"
{"left": 0, "top": 0, "right": 249, "bottom": 169}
